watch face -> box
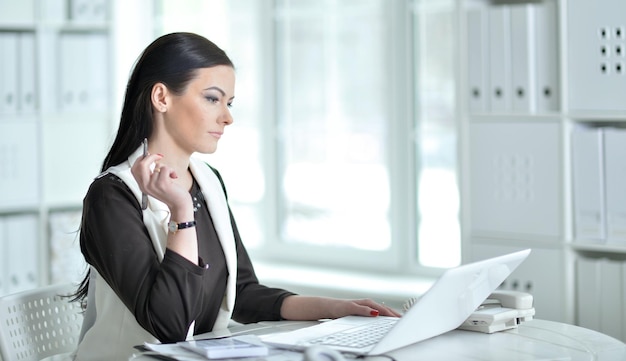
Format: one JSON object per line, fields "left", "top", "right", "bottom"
{"left": 168, "top": 221, "right": 177, "bottom": 233}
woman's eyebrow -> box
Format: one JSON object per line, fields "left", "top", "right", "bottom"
{"left": 204, "top": 86, "right": 235, "bottom": 101}
{"left": 204, "top": 86, "right": 226, "bottom": 96}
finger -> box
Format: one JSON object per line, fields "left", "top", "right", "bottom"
{"left": 349, "top": 303, "right": 380, "bottom": 317}
{"left": 360, "top": 299, "right": 401, "bottom": 317}
{"left": 379, "top": 305, "right": 402, "bottom": 317}
{"left": 376, "top": 302, "right": 401, "bottom": 317}
{"left": 144, "top": 153, "right": 164, "bottom": 168}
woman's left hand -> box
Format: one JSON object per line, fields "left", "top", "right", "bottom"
{"left": 330, "top": 298, "right": 402, "bottom": 318}
{"left": 280, "top": 296, "right": 402, "bottom": 321}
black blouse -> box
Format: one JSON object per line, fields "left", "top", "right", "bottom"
{"left": 79, "top": 172, "right": 293, "bottom": 343}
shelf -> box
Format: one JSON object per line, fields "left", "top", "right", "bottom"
{"left": 56, "top": 22, "right": 110, "bottom": 33}
{"left": 567, "top": 111, "right": 626, "bottom": 122}
{"left": 0, "top": 23, "right": 36, "bottom": 31}
{"left": 571, "top": 242, "right": 626, "bottom": 256}
{"left": 467, "top": 113, "right": 563, "bottom": 123}
{"left": 0, "top": 206, "right": 41, "bottom": 215}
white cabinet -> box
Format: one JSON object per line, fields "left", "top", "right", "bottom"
{"left": 463, "top": 0, "right": 626, "bottom": 340}
{"left": 0, "top": 0, "right": 114, "bottom": 295}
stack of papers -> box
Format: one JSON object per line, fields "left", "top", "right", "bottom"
{"left": 138, "top": 335, "right": 301, "bottom": 360}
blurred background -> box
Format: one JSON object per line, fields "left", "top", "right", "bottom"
{"left": 1, "top": 0, "right": 625, "bottom": 342}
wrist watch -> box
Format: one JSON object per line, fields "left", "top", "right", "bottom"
{"left": 168, "top": 220, "right": 196, "bottom": 234}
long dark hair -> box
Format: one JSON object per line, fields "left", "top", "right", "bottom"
{"left": 102, "top": 32, "right": 234, "bottom": 171}
{"left": 73, "top": 32, "right": 234, "bottom": 305}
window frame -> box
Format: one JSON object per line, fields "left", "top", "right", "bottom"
{"left": 246, "top": 0, "right": 437, "bottom": 276}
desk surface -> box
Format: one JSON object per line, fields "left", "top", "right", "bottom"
{"left": 133, "top": 319, "right": 626, "bottom": 361}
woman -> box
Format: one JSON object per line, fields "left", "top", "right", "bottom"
{"left": 72, "top": 32, "right": 399, "bottom": 360}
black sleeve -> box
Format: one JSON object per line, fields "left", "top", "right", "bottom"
{"left": 80, "top": 174, "right": 208, "bottom": 342}
{"left": 229, "top": 209, "right": 296, "bottom": 323}
{"left": 204, "top": 165, "right": 296, "bottom": 323}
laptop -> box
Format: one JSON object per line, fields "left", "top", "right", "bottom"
{"left": 261, "top": 249, "right": 531, "bottom": 356}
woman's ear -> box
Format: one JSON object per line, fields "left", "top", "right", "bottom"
{"left": 151, "top": 83, "right": 169, "bottom": 113}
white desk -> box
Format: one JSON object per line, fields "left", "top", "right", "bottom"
{"left": 132, "top": 319, "right": 626, "bottom": 360}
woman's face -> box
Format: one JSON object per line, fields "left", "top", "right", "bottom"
{"left": 164, "top": 65, "right": 235, "bottom": 155}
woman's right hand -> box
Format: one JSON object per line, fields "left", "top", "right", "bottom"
{"left": 130, "top": 153, "right": 192, "bottom": 214}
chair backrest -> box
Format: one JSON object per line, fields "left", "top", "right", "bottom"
{"left": 0, "top": 284, "right": 83, "bottom": 361}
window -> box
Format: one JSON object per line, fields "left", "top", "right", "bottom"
{"left": 153, "top": 0, "right": 460, "bottom": 274}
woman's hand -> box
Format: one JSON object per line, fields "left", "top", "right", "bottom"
{"left": 131, "top": 152, "right": 198, "bottom": 263}
{"left": 130, "top": 153, "right": 191, "bottom": 213}
{"left": 336, "top": 298, "right": 401, "bottom": 318}
{"left": 280, "top": 296, "right": 402, "bottom": 321}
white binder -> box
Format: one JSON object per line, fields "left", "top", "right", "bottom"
{"left": 5, "top": 214, "right": 39, "bottom": 294}
{"left": 49, "top": 211, "right": 84, "bottom": 284}
{"left": 466, "top": 6, "right": 488, "bottom": 113}
{"left": 18, "top": 32, "right": 37, "bottom": 113}
{"left": 603, "top": 127, "right": 626, "bottom": 245}
{"left": 0, "top": 32, "right": 19, "bottom": 114}
{"left": 576, "top": 257, "right": 601, "bottom": 332}
{"left": 69, "top": 0, "right": 91, "bottom": 22}
{"left": 41, "top": 0, "right": 67, "bottom": 22}
{"left": 509, "top": 4, "right": 536, "bottom": 113}
{"left": 87, "top": 33, "right": 109, "bottom": 111}
{"left": 487, "top": 5, "right": 511, "bottom": 112}
{"left": 571, "top": 125, "right": 605, "bottom": 242}
{"left": 599, "top": 259, "right": 624, "bottom": 341}
{"left": 59, "top": 33, "right": 86, "bottom": 111}
{"left": 533, "top": 0, "right": 559, "bottom": 112}
{"left": 0, "top": 120, "right": 40, "bottom": 208}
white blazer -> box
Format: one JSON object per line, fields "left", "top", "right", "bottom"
{"left": 74, "top": 146, "right": 237, "bottom": 361}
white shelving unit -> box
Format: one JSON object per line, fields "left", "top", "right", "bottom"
{"left": 461, "top": 0, "right": 626, "bottom": 342}
{"left": 0, "top": 0, "right": 114, "bottom": 295}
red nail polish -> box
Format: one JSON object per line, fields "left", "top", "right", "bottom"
{"left": 370, "top": 310, "right": 379, "bottom": 316}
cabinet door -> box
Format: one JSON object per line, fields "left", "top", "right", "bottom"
{"left": 469, "top": 119, "right": 562, "bottom": 240}
{"left": 568, "top": 0, "right": 626, "bottom": 112}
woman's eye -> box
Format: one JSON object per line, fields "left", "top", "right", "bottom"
{"left": 227, "top": 102, "right": 233, "bottom": 109}
{"left": 206, "top": 96, "right": 219, "bottom": 104}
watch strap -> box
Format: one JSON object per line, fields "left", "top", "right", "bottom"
{"left": 176, "top": 221, "right": 196, "bottom": 230}
{"left": 169, "top": 220, "right": 196, "bottom": 233}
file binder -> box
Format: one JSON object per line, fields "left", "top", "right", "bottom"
{"left": 87, "top": 33, "right": 109, "bottom": 111}
{"left": 49, "top": 211, "right": 84, "bottom": 284}
{"left": 0, "top": 120, "right": 40, "bottom": 208}
{"left": 571, "top": 124, "right": 605, "bottom": 242}
{"left": 59, "top": 33, "right": 80, "bottom": 111}
{"left": 487, "top": 6, "right": 511, "bottom": 112}
{"left": 533, "top": 0, "right": 559, "bottom": 112}
{"left": 0, "top": 32, "right": 19, "bottom": 114}
{"left": 509, "top": 3, "right": 536, "bottom": 113}
{"left": 466, "top": 6, "right": 488, "bottom": 113}
{"left": 18, "top": 32, "right": 37, "bottom": 113}
{"left": 603, "top": 127, "right": 626, "bottom": 245}
{"left": 599, "top": 259, "right": 623, "bottom": 341}
{"left": 576, "top": 257, "right": 601, "bottom": 331}
{"left": 5, "top": 214, "right": 39, "bottom": 294}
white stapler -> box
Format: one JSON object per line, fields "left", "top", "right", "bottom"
{"left": 458, "top": 290, "right": 535, "bottom": 334}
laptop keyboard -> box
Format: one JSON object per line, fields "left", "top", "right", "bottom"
{"left": 309, "top": 318, "right": 398, "bottom": 348}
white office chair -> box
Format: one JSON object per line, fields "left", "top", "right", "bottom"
{"left": 0, "top": 284, "right": 83, "bottom": 361}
